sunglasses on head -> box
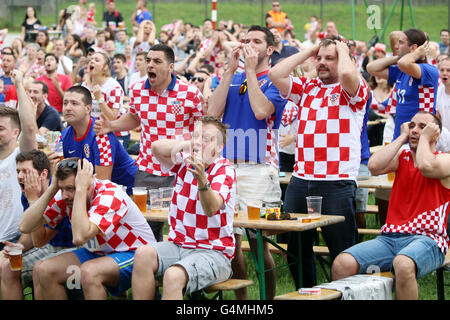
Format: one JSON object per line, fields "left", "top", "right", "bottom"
{"left": 191, "top": 77, "right": 205, "bottom": 83}
{"left": 58, "top": 159, "right": 81, "bottom": 170}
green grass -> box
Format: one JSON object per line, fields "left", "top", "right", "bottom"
{"left": 2, "top": 1, "right": 448, "bottom": 45}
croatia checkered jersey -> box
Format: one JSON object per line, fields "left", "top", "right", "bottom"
{"left": 163, "top": 152, "right": 236, "bottom": 261}
{"left": 59, "top": 117, "right": 137, "bottom": 193}
{"left": 43, "top": 179, "right": 156, "bottom": 254}
{"left": 129, "top": 75, "right": 203, "bottom": 176}
{"left": 382, "top": 149, "right": 450, "bottom": 254}
{"left": 82, "top": 78, "right": 129, "bottom": 137}
{"left": 284, "top": 75, "right": 369, "bottom": 181}
{"left": 388, "top": 64, "right": 439, "bottom": 139}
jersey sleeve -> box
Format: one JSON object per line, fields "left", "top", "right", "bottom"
{"left": 106, "top": 86, "right": 124, "bottom": 110}
{"left": 94, "top": 134, "right": 113, "bottom": 167}
{"left": 419, "top": 64, "right": 439, "bottom": 87}
{"left": 43, "top": 193, "right": 66, "bottom": 229}
{"left": 88, "top": 190, "right": 126, "bottom": 236}
{"left": 210, "top": 163, "right": 236, "bottom": 208}
{"left": 341, "top": 77, "right": 369, "bottom": 111}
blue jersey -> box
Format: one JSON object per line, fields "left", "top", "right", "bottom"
{"left": 360, "top": 93, "right": 371, "bottom": 165}
{"left": 388, "top": 63, "right": 439, "bottom": 139}
{"left": 222, "top": 70, "right": 287, "bottom": 166}
{"left": 60, "top": 117, "right": 137, "bottom": 193}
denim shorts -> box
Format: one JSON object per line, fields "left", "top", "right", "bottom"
{"left": 73, "top": 247, "right": 136, "bottom": 296}
{"left": 344, "top": 233, "right": 445, "bottom": 279}
{"left": 151, "top": 241, "right": 232, "bottom": 294}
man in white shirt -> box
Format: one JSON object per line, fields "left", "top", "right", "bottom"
{"left": 53, "top": 38, "right": 73, "bottom": 76}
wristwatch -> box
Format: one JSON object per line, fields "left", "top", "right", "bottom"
{"left": 198, "top": 182, "right": 211, "bottom": 191}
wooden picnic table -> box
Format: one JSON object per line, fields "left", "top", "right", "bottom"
{"left": 357, "top": 175, "right": 393, "bottom": 190}
{"left": 144, "top": 208, "right": 344, "bottom": 300}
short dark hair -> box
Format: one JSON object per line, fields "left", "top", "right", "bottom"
{"left": 440, "top": 29, "right": 450, "bottom": 35}
{"left": 0, "top": 106, "right": 20, "bottom": 132}
{"left": 197, "top": 115, "right": 229, "bottom": 145}
{"left": 16, "top": 150, "right": 51, "bottom": 175}
{"left": 247, "top": 25, "right": 275, "bottom": 47}
{"left": 149, "top": 44, "right": 175, "bottom": 64}
{"left": 65, "top": 86, "right": 93, "bottom": 106}
{"left": 44, "top": 52, "right": 59, "bottom": 64}
{"left": 416, "top": 111, "right": 442, "bottom": 132}
{"left": 33, "top": 80, "right": 49, "bottom": 95}
{"left": 404, "top": 28, "right": 428, "bottom": 47}
{"left": 56, "top": 157, "right": 80, "bottom": 181}
{"left": 113, "top": 53, "right": 126, "bottom": 63}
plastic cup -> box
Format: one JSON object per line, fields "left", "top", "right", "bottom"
{"left": 160, "top": 187, "right": 173, "bottom": 209}
{"left": 149, "top": 189, "right": 162, "bottom": 212}
{"left": 306, "top": 196, "right": 322, "bottom": 220}
{"left": 133, "top": 187, "right": 147, "bottom": 213}
{"left": 246, "top": 199, "right": 262, "bottom": 220}
{"left": 8, "top": 245, "right": 23, "bottom": 271}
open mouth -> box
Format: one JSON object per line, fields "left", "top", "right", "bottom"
{"left": 148, "top": 72, "right": 157, "bottom": 80}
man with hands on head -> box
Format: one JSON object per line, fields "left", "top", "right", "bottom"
{"left": 132, "top": 116, "right": 236, "bottom": 300}
{"left": 19, "top": 158, "right": 155, "bottom": 299}
{"left": 332, "top": 112, "right": 450, "bottom": 300}
{"left": 268, "top": 36, "right": 369, "bottom": 289}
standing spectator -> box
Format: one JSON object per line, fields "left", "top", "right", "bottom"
{"left": 19, "top": 158, "right": 155, "bottom": 300}
{"left": 103, "top": 0, "right": 124, "bottom": 29}
{"left": 367, "top": 28, "right": 439, "bottom": 140}
{"left": 1, "top": 52, "right": 16, "bottom": 95}
{"left": 56, "top": 9, "right": 73, "bottom": 40}
{"left": 132, "top": 116, "right": 236, "bottom": 300}
{"left": 94, "top": 44, "right": 203, "bottom": 242}
{"left": 269, "top": 37, "right": 369, "bottom": 289}
{"left": 278, "top": 101, "right": 298, "bottom": 173}
{"left": 132, "top": 0, "right": 153, "bottom": 27}
{"left": 21, "top": 7, "right": 42, "bottom": 43}
{"left": 37, "top": 53, "right": 72, "bottom": 113}
{"left": 269, "top": 27, "right": 299, "bottom": 67}
{"left": 332, "top": 112, "right": 450, "bottom": 300}
{"left": 208, "top": 26, "right": 287, "bottom": 300}
{"left": 266, "top": 1, "right": 292, "bottom": 35}
{"left": 86, "top": 2, "right": 97, "bottom": 27}
{"left": 130, "top": 20, "right": 156, "bottom": 74}
{"left": 438, "top": 29, "right": 449, "bottom": 54}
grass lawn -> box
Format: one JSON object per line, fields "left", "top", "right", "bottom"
{"left": 1, "top": 1, "right": 448, "bottom": 45}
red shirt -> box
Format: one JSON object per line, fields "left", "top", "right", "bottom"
{"left": 382, "top": 149, "right": 450, "bottom": 253}
{"left": 37, "top": 73, "right": 72, "bottom": 113}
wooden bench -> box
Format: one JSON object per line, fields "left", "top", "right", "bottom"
{"left": 274, "top": 272, "right": 395, "bottom": 300}
{"left": 154, "top": 278, "right": 253, "bottom": 300}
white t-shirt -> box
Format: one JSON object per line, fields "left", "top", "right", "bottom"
{"left": 57, "top": 56, "right": 74, "bottom": 75}
{"left": 0, "top": 148, "right": 23, "bottom": 242}
{"left": 436, "top": 85, "right": 450, "bottom": 131}
{"left": 128, "top": 72, "right": 147, "bottom": 92}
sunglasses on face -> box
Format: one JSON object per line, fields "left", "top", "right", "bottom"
{"left": 191, "top": 77, "right": 205, "bottom": 83}
{"left": 58, "top": 159, "right": 81, "bottom": 170}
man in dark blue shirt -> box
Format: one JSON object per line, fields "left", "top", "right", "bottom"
{"left": 29, "top": 81, "right": 64, "bottom": 134}
{"left": 269, "top": 27, "right": 299, "bottom": 67}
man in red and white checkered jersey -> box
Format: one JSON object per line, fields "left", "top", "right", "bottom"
{"left": 269, "top": 36, "right": 369, "bottom": 289}
{"left": 19, "top": 158, "right": 156, "bottom": 299}
{"left": 132, "top": 116, "right": 236, "bottom": 300}
{"left": 333, "top": 111, "right": 450, "bottom": 300}
{"left": 94, "top": 44, "right": 203, "bottom": 242}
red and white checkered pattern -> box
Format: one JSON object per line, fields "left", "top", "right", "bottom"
{"left": 381, "top": 149, "right": 450, "bottom": 253}
{"left": 82, "top": 78, "right": 129, "bottom": 137}
{"left": 96, "top": 134, "right": 113, "bottom": 166}
{"left": 286, "top": 76, "right": 369, "bottom": 180}
{"left": 199, "top": 38, "right": 222, "bottom": 72}
{"left": 264, "top": 115, "right": 279, "bottom": 168}
{"left": 385, "top": 85, "right": 397, "bottom": 115}
{"left": 44, "top": 179, "right": 155, "bottom": 253}
{"left": 370, "top": 90, "right": 387, "bottom": 115}
{"left": 129, "top": 79, "right": 203, "bottom": 176}
{"left": 164, "top": 153, "right": 236, "bottom": 260}
{"left": 418, "top": 85, "right": 435, "bottom": 113}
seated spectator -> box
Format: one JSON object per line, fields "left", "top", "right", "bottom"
{"left": 65, "top": 34, "right": 85, "bottom": 66}
{"left": 81, "top": 26, "right": 96, "bottom": 54}
{"left": 128, "top": 51, "right": 147, "bottom": 89}
{"left": 332, "top": 111, "right": 450, "bottom": 300}
{"left": 437, "top": 57, "right": 450, "bottom": 131}
{"left": 112, "top": 53, "right": 130, "bottom": 97}
{"left": 35, "top": 30, "right": 53, "bottom": 53}
{"left": 19, "top": 158, "right": 156, "bottom": 299}
{"left": 18, "top": 43, "right": 39, "bottom": 75}
{"left": 0, "top": 150, "right": 76, "bottom": 300}
{"left": 115, "top": 30, "right": 129, "bottom": 55}
{"left": 53, "top": 38, "right": 74, "bottom": 76}
{"left": 132, "top": 116, "right": 236, "bottom": 300}
{"left": 103, "top": 0, "right": 124, "bottom": 29}
{"left": 28, "top": 48, "right": 46, "bottom": 79}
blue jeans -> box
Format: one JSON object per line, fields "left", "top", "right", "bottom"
{"left": 283, "top": 176, "right": 357, "bottom": 288}
{"left": 344, "top": 233, "right": 445, "bottom": 279}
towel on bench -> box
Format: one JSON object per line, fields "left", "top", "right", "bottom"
{"left": 315, "top": 274, "right": 394, "bottom": 300}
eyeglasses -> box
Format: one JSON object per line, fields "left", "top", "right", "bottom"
{"left": 239, "top": 79, "right": 247, "bottom": 95}
{"left": 58, "top": 159, "right": 80, "bottom": 170}
{"left": 191, "top": 77, "right": 205, "bottom": 83}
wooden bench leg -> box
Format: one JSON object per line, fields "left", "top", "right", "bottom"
{"left": 436, "top": 268, "right": 445, "bottom": 301}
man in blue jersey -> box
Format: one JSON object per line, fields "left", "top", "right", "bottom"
{"left": 208, "top": 25, "right": 287, "bottom": 300}
{"left": 53, "top": 86, "right": 137, "bottom": 194}
{"left": 367, "top": 28, "right": 439, "bottom": 140}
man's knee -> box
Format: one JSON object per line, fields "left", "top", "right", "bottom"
{"left": 134, "top": 245, "right": 158, "bottom": 270}
{"left": 332, "top": 252, "right": 359, "bottom": 280}
{"left": 393, "top": 255, "right": 416, "bottom": 281}
{"left": 163, "top": 265, "right": 188, "bottom": 289}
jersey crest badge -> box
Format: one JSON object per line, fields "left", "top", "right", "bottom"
{"left": 84, "top": 144, "right": 90, "bottom": 158}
